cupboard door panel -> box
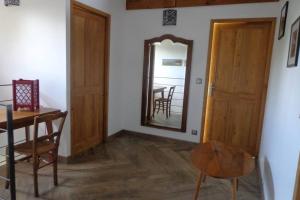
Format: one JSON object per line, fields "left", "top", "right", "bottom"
{"left": 127, "top": 0, "right": 148, "bottom": 9}
{"left": 127, "top": 0, "right": 175, "bottom": 9}
{"left": 126, "top": 0, "right": 278, "bottom": 9}
{"left": 176, "top": 0, "right": 207, "bottom": 7}
{"left": 149, "top": 0, "right": 175, "bottom": 8}
{"left": 208, "top": 0, "right": 276, "bottom": 5}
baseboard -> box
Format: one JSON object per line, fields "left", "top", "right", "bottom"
{"left": 58, "top": 129, "right": 126, "bottom": 164}
{"left": 58, "top": 129, "right": 196, "bottom": 163}
{"left": 293, "top": 153, "right": 300, "bottom": 200}
{"left": 122, "top": 129, "right": 196, "bottom": 144}
{"left": 256, "top": 159, "right": 265, "bottom": 200}
{"left": 105, "top": 129, "right": 126, "bottom": 141}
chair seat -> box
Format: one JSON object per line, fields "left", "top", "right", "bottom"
{"left": 155, "top": 98, "right": 171, "bottom": 102}
{"left": 14, "top": 140, "right": 56, "bottom": 156}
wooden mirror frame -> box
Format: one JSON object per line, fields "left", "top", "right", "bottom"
{"left": 141, "top": 34, "right": 193, "bottom": 132}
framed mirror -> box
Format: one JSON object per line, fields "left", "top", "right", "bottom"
{"left": 141, "top": 34, "right": 193, "bottom": 132}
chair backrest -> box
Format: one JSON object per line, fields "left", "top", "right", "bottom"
{"left": 167, "top": 86, "right": 176, "bottom": 101}
{"left": 32, "top": 111, "right": 68, "bottom": 154}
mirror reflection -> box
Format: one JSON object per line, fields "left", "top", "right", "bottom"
{"left": 141, "top": 35, "right": 193, "bottom": 132}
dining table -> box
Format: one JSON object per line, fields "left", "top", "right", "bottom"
{"left": 153, "top": 86, "right": 167, "bottom": 99}
{"left": 0, "top": 107, "right": 60, "bottom": 134}
{"left": 0, "top": 107, "right": 60, "bottom": 199}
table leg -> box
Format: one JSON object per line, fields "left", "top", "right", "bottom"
{"left": 194, "top": 172, "right": 204, "bottom": 200}
{"left": 231, "top": 178, "right": 238, "bottom": 200}
{"left": 202, "top": 175, "right": 207, "bottom": 183}
{"left": 25, "top": 126, "right": 31, "bottom": 162}
{"left": 25, "top": 126, "right": 30, "bottom": 142}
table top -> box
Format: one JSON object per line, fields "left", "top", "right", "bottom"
{"left": 153, "top": 86, "right": 167, "bottom": 93}
{"left": 0, "top": 107, "right": 60, "bottom": 129}
{"left": 191, "top": 141, "right": 255, "bottom": 179}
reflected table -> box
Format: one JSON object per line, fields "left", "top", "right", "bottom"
{"left": 153, "top": 86, "right": 167, "bottom": 99}
{"left": 191, "top": 141, "right": 255, "bottom": 200}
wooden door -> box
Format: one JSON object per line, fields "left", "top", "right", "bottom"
{"left": 202, "top": 19, "right": 275, "bottom": 156}
{"left": 71, "top": 2, "right": 109, "bottom": 155}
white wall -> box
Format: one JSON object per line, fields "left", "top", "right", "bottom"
{"left": 119, "top": 2, "right": 280, "bottom": 142}
{"left": 0, "top": 0, "right": 69, "bottom": 156}
{"left": 1, "top": 1, "right": 299, "bottom": 199}
{"left": 0, "top": 0, "right": 125, "bottom": 157}
{"left": 259, "top": 0, "right": 300, "bottom": 199}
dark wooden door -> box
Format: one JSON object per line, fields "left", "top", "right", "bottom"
{"left": 176, "top": 0, "right": 207, "bottom": 7}
{"left": 127, "top": 0, "right": 175, "bottom": 9}
{"left": 202, "top": 19, "right": 275, "bottom": 155}
{"left": 71, "top": 2, "right": 109, "bottom": 155}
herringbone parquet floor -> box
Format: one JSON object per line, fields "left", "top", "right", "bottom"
{"left": 0, "top": 132, "right": 262, "bottom": 200}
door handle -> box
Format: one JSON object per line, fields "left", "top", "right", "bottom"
{"left": 208, "top": 84, "right": 215, "bottom": 97}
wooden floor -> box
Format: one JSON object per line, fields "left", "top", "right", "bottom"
{"left": 0, "top": 132, "right": 262, "bottom": 200}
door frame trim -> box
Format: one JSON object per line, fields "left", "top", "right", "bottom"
{"left": 70, "top": 1, "right": 111, "bottom": 155}
{"left": 200, "top": 18, "right": 276, "bottom": 155}
{"left": 294, "top": 153, "right": 300, "bottom": 200}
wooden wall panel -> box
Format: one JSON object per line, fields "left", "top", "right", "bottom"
{"left": 176, "top": 0, "right": 207, "bottom": 7}
{"left": 150, "top": 0, "right": 176, "bottom": 8}
{"left": 126, "top": 0, "right": 148, "bottom": 9}
{"left": 127, "top": 0, "right": 175, "bottom": 9}
{"left": 126, "top": 0, "right": 279, "bottom": 9}
{"left": 207, "top": 0, "right": 278, "bottom": 6}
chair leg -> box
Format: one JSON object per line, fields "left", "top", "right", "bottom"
{"left": 202, "top": 175, "right": 207, "bottom": 183}
{"left": 5, "top": 147, "right": 9, "bottom": 189}
{"left": 169, "top": 102, "right": 171, "bottom": 117}
{"left": 33, "top": 158, "right": 39, "bottom": 197}
{"left": 231, "top": 178, "right": 238, "bottom": 200}
{"left": 166, "top": 102, "right": 169, "bottom": 118}
{"left": 53, "top": 160, "right": 58, "bottom": 186}
{"left": 152, "top": 101, "right": 157, "bottom": 117}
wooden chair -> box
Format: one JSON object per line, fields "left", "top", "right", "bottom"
{"left": 153, "top": 86, "right": 176, "bottom": 118}
{"left": 5, "top": 111, "right": 68, "bottom": 197}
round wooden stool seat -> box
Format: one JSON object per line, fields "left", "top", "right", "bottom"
{"left": 191, "top": 141, "right": 255, "bottom": 200}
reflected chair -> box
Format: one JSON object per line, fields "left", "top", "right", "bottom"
{"left": 5, "top": 111, "right": 68, "bottom": 197}
{"left": 153, "top": 86, "right": 176, "bottom": 118}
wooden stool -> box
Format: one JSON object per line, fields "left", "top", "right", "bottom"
{"left": 191, "top": 141, "right": 255, "bottom": 200}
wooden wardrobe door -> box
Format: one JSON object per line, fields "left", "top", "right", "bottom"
{"left": 176, "top": 0, "right": 207, "bottom": 7}
{"left": 203, "top": 20, "right": 275, "bottom": 155}
{"left": 149, "top": 0, "right": 175, "bottom": 8}
{"left": 127, "top": 0, "right": 175, "bottom": 9}
{"left": 126, "top": 0, "right": 148, "bottom": 9}
{"left": 71, "top": 3, "right": 108, "bottom": 155}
